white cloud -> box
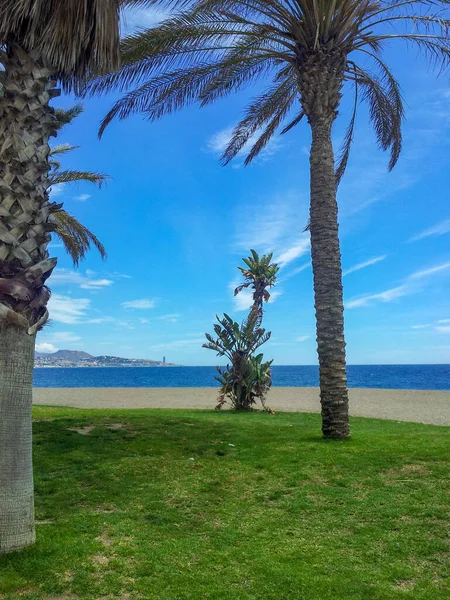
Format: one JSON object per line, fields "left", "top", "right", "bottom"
{"left": 51, "top": 269, "right": 113, "bottom": 290}
{"left": 207, "top": 125, "right": 282, "bottom": 164}
{"left": 409, "top": 219, "right": 450, "bottom": 242}
{"left": 346, "top": 285, "right": 409, "bottom": 309}
{"left": 437, "top": 318, "right": 450, "bottom": 323}
{"left": 122, "top": 299, "right": 157, "bottom": 309}
{"left": 346, "top": 260, "right": 450, "bottom": 309}
{"left": 296, "top": 335, "right": 310, "bottom": 342}
{"left": 85, "top": 316, "right": 115, "bottom": 324}
{"left": 49, "top": 183, "right": 66, "bottom": 197}
{"left": 140, "top": 319, "right": 150, "bottom": 324}
{"left": 48, "top": 332, "right": 81, "bottom": 343}
{"left": 35, "top": 342, "right": 58, "bottom": 354}
{"left": 233, "top": 192, "right": 310, "bottom": 278}
{"left": 279, "top": 262, "right": 311, "bottom": 282}
{"left": 159, "top": 313, "right": 181, "bottom": 323}
{"left": 48, "top": 295, "right": 91, "bottom": 324}
{"left": 435, "top": 325, "right": 450, "bottom": 333}
{"left": 409, "top": 262, "right": 450, "bottom": 280}
{"left": 411, "top": 325, "right": 429, "bottom": 329}
{"left": 230, "top": 283, "right": 282, "bottom": 311}
{"left": 276, "top": 238, "right": 311, "bottom": 268}
{"left": 149, "top": 337, "right": 205, "bottom": 352}
{"left": 343, "top": 255, "right": 387, "bottom": 277}
{"left": 74, "top": 194, "right": 91, "bottom": 202}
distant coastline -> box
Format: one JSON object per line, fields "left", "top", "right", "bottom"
{"left": 35, "top": 349, "right": 177, "bottom": 369}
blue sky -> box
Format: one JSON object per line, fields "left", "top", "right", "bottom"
{"left": 36, "top": 5, "right": 450, "bottom": 365}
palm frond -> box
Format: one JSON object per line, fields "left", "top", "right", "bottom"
{"left": 49, "top": 210, "right": 107, "bottom": 267}
{"left": 0, "top": 0, "right": 121, "bottom": 86}
{"left": 50, "top": 144, "right": 80, "bottom": 157}
{"left": 50, "top": 170, "right": 109, "bottom": 187}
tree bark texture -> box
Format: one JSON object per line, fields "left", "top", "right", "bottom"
{"left": 309, "top": 118, "right": 350, "bottom": 439}
{"left": 0, "top": 325, "right": 36, "bottom": 554}
{"left": 0, "top": 44, "right": 59, "bottom": 553}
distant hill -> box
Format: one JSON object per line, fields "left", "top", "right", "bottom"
{"left": 36, "top": 350, "right": 93, "bottom": 360}
{"left": 34, "top": 349, "right": 175, "bottom": 368}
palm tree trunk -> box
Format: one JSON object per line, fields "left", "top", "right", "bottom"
{"left": 0, "top": 44, "right": 59, "bottom": 553}
{"left": 0, "top": 325, "right": 36, "bottom": 554}
{"left": 309, "top": 118, "right": 350, "bottom": 439}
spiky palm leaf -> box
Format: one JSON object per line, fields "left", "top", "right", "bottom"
{"left": 89, "top": 0, "right": 450, "bottom": 178}
{"left": 47, "top": 105, "right": 108, "bottom": 264}
{"left": 48, "top": 210, "right": 107, "bottom": 267}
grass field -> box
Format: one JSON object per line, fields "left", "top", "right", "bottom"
{"left": 0, "top": 407, "right": 449, "bottom": 600}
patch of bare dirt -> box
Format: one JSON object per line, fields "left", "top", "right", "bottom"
{"left": 67, "top": 426, "right": 95, "bottom": 436}
{"left": 92, "top": 554, "right": 111, "bottom": 567}
{"left": 393, "top": 580, "right": 415, "bottom": 591}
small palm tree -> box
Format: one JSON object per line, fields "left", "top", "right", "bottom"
{"left": 89, "top": 0, "right": 450, "bottom": 439}
{"left": 235, "top": 249, "right": 278, "bottom": 315}
{"left": 204, "top": 250, "right": 279, "bottom": 410}
{"left": 0, "top": 1, "right": 122, "bottom": 554}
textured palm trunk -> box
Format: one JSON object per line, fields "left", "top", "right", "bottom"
{"left": 309, "top": 118, "right": 350, "bottom": 439}
{"left": 0, "top": 44, "right": 58, "bottom": 553}
{"left": 0, "top": 325, "right": 36, "bottom": 554}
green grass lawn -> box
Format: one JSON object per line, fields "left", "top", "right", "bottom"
{"left": 0, "top": 408, "right": 449, "bottom": 600}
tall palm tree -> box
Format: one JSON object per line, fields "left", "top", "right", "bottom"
{"left": 89, "top": 0, "right": 450, "bottom": 439}
{"left": 0, "top": 1, "right": 123, "bottom": 555}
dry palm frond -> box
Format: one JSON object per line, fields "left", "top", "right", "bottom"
{"left": 49, "top": 210, "right": 107, "bottom": 266}
{"left": 0, "top": 0, "right": 122, "bottom": 87}
{"left": 86, "top": 0, "right": 450, "bottom": 181}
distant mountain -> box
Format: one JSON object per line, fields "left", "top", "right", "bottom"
{"left": 34, "top": 349, "right": 175, "bottom": 368}
{"left": 37, "top": 350, "right": 93, "bottom": 360}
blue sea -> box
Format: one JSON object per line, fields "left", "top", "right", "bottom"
{"left": 33, "top": 364, "right": 450, "bottom": 390}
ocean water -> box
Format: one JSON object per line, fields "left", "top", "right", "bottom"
{"left": 33, "top": 364, "right": 450, "bottom": 390}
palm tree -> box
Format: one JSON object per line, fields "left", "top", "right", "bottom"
{"left": 89, "top": 0, "right": 450, "bottom": 439}
{"left": 204, "top": 250, "right": 279, "bottom": 410}
{"left": 0, "top": 1, "right": 123, "bottom": 554}
{"left": 234, "top": 249, "right": 278, "bottom": 315}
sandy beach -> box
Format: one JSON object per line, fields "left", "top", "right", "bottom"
{"left": 32, "top": 387, "right": 450, "bottom": 426}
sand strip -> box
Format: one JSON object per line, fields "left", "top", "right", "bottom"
{"left": 32, "top": 387, "right": 450, "bottom": 426}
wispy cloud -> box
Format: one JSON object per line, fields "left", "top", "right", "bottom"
{"left": 48, "top": 295, "right": 91, "bottom": 324}
{"left": 159, "top": 313, "right": 181, "bottom": 323}
{"left": 437, "top": 318, "right": 450, "bottom": 323}
{"left": 233, "top": 191, "right": 310, "bottom": 275}
{"left": 411, "top": 324, "right": 429, "bottom": 329}
{"left": 47, "top": 332, "right": 82, "bottom": 343}
{"left": 435, "top": 325, "right": 450, "bottom": 333}
{"left": 409, "top": 218, "right": 450, "bottom": 242}
{"left": 409, "top": 262, "right": 450, "bottom": 280}
{"left": 51, "top": 269, "right": 113, "bottom": 290}
{"left": 74, "top": 194, "right": 91, "bottom": 202}
{"left": 229, "top": 281, "right": 283, "bottom": 311}
{"left": 296, "top": 335, "right": 310, "bottom": 342}
{"left": 122, "top": 299, "right": 157, "bottom": 309}
{"left": 276, "top": 238, "right": 311, "bottom": 268}
{"left": 346, "top": 261, "right": 450, "bottom": 309}
{"left": 149, "top": 337, "right": 205, "bottom": 352}
{"left": 279, "top": 262, "right": 311, "bottom": 283}
{"left": 346, "top": 285, "right": 408, "bottom": 309}
{"left": 207, "top": 125, "right": 282, "bottom": 164}
{"left": 343, "top": 255, "right": 387, "bottom": 277}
